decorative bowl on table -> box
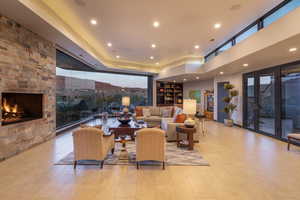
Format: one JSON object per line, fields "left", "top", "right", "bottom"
{"left": 118, "top": 117, "right": 131, "bottom": 125}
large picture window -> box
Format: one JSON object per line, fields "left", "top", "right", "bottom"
{"left": 56, "top": 67, "right": 148, "bottom": 128}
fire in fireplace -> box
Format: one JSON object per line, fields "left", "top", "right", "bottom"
{"left": 1, "top": 93, "right": 43, "bottom": 125}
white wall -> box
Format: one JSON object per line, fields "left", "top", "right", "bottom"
{"left": 183, "top": 79, "right": 214, "bottom": 113}
{"left": 214, "top": 73, "right": 243, "bottom": 125}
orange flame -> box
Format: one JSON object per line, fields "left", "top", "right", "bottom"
{"left": 2, "top": 98, "right": 18, "bottom": 113}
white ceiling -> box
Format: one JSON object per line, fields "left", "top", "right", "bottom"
{"left": 40, "top": 0, "right": 283, "bottom": 66}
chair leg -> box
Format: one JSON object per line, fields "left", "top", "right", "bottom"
{"left": 111, "top": 148, "right": 115, "bottom": 154}
{"left": 287, "top": 139, "right": 291, "bottom": 151}
{"left": 136, "top": 161, "right": 139, "bottom": 169}
{"left": 100, "top": 160, "right": 104, "bottom": 169}
{"left": 162, "top": 161, "right": 165, "bottom": 170}
{"left": 73, "top": 160, "right": 77, "bottom": 169}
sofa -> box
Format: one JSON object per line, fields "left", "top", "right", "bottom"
{"left": 135, "top": 106, "right": 178, "bottom": 128}
{"left": 135, "top": 106, "right": 201, "bottom": 142}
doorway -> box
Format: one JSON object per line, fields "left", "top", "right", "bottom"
{"left": 243, "top": 61, "right": 300, "bottom": 140}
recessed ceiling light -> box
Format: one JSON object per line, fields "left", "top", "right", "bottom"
{"left": 243, "top": 63, "right": 249, "bottom": 67}
{"left": 214, "top": 23, "right": 222, "bottom": 29}
{"left": 107, "top": 42, "right": 112, "bottom": 47}
{"left": 196, "top": 76, "right": 200, "bottom": 79}
{"left": 151, "top": 44, "right": 156, "bottom": 48}
{"left": 150, "top": 56, "right": 154, "bottom": 60}
{"left": 153, "top": 21, "right": 160, "bottom": 28}
{"left": 220, "top": 71, "right": 224, "bottom": 75}
{"left": 90, "top": 19, "right": 97, "bottom": 25}
{"left": 116, "top": 55, "right": 120, "bottom": 59}
{"left": 194, "top": 45, "right": 200, "bottom": 49}
{"left": 289, "top": 47, "right": 297, "bottom": 52}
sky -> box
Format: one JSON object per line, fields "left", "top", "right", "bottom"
{"left": 56, "top": 67, "right": 148, "bottom": 89}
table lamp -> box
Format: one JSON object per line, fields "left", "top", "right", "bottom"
{"left": 183, "top": 99, "right": 197, "bottom": 128}
{"left": 122, "top": 96, "right": 130, "bottom": 113}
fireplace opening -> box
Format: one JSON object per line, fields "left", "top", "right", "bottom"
{"left": 1, "top": 93, "right": 43, "bottom": 125}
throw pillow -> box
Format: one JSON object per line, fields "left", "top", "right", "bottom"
{"left": 135, "top": 107, "right": 143, "bottom": 117}
{"left": 143, "top": 108, "right": 151, "bottom": 117}
{"left": 174, "top": 114, "right": 186, "bottom": 123}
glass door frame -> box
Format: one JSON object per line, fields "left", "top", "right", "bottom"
{"left": 243, "top": 67, "right": 282, "bottom": 139}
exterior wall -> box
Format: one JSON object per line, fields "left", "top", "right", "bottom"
{"left": 0, "top": 14, "right": 56, "bottom": 160}
{"left": 183, "top": 79, "right": 214, "bottom": 113}
{"left": 214, "top": 73, "right": 243, "bottom": 125}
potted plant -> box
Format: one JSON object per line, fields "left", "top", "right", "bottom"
{"left": 222, "top": 83, "right": 238, "bottom": 127}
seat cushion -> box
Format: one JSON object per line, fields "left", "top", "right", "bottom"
{"left": 288, "top": 134, "right": 300, "bottom": 140}
{"left": 145, "top": 116, "right": 162, "bottom": 122}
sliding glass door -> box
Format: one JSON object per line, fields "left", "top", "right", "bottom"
{"left": 243, "top": 61, "right": 300, "bottom": 140}
{"left": 281, "top": 64, "right": 300, "bottom": 138}
{"left": 258, "top": 71, "right": 276, "bottom": 135}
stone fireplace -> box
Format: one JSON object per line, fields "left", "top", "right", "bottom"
{"left": 0, "top": 15, "right": 56, "bottom": 160}
{"left": 1, "top": 93, "right": 43, "bottom": 126}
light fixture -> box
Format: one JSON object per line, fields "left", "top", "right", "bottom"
{"left": 153, "top": 21, "right": 160, "bottom": 28}
{"left": 194, "top": 45, "right": 200, "bottom": 49}
{"left": 173, "top": 80, "right": 176, "bottom": 83}
{"left": 243, "top": 63, "right": 249, "bottom": 67}
{"left": 116, "top": 55, "right": 120, "bottom": 59}
{"left": 151, "top": 44, "right": 156, "bottom": 48}
{"left": 90, "top": 19, "right": 97, "bottom": 25}
{"left": 156, "top": 62, "right": 159, "bottom": 65}
{"left": 214, "top": 23, "right": 221, "bottom": 29}
{"left": 196, "top": 76, "right": 199, "bottom": 80}
{"left": 289, "top": 47, "right": 297, "bottom": 52}
{"left": 107, "top": 42, "right": 112, "bottom": 47}
{"left": 183, "top": 99, "right": 197, "bottom": 128}
{"left": 220, "top": 71, "right": 224, "bottom": 75}
{"left": 150, "top": 56, "right": 154, "bottom": 60}
{"left": 183, "top": 78, "right": 187, "bottom": 81}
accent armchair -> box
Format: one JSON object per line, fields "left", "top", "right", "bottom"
{"left": 135, "top": 128, "right": 166, "bottom": 169}
{"left": 72, "top": 127, "right": 115, "bottom": 169}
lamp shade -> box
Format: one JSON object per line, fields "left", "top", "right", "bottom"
{"left": 183, "top": 99, "right": 197, "bottom": 115}
{"left": 122, "top": 96, "right": 130, "bottom": 106}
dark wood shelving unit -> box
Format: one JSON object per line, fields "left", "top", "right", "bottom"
{"left": 156, "top": 81, "right": 183, "bottom": 106}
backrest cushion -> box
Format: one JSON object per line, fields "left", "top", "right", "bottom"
{"left": 143, "top": 108, "right": 151, "bottom": 117}
{"left": 151, "top": 107, "right": 161, "bottom": 116}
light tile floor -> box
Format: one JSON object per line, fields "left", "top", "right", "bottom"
{"left": 0, "top": 121, "right": 299, "bottom": 200}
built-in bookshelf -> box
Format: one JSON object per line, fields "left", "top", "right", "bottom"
{"left": 156, "top": 81, "right": 183, "bottom": 106}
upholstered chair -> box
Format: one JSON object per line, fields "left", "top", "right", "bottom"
{"left": 135, "top": 128, "right": 166, "bottom": 169}
{"left": 72, "top": 127, "right": 115, "bottom": 169}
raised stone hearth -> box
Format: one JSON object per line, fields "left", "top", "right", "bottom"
{"left": 0, "top": 14, "right": 56, "bottom": 160}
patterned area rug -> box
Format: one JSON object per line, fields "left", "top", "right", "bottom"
{"left": 55, "top": 142, "right": 209, "bottom": 166}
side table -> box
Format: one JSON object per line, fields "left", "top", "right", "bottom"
{"left": 176, "top": 126, "right": 196, "bottom": 150}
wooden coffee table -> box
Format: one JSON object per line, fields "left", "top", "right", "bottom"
{"left": 176, "top": 126, "right": 196, "bottom": 150}
{"left": 109, "top": 120, "right": 147, "bottom": 147}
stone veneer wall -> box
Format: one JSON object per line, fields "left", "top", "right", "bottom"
{"left": 0, "top": 14, "right": 56, "bottom": 160}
